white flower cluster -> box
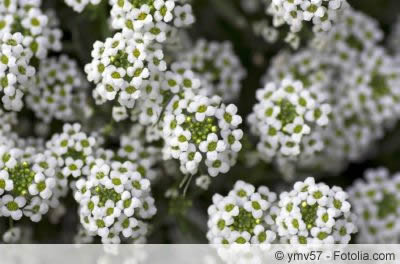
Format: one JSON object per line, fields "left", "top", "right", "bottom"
{"left": 309, "top": 6, "right": 400, "bottom": 173}
{"left": 256, "top": 49, "right": 333, "bottom": 177}
{"left": 0, "top": 0, "right": 62, "bottom": 111}
{"left": 0, "top": 112, "right": 160, "bottom": 243}
{"left": 64, "top": 0, "right": 102, "bottom": 13}
{"left": 0, "top": 145, "right": 58, "bottom": 222}
{"left": 252, "top": 6, "right": 400, "bottom": 177}
{"left": 162, "top": 90, "right": 243, "bottom": 177}
{"left": 276, "top": 177, "right": 357, "bottom": 244}
{"left": 276, "top": 178, "right": 357, "bottom": 244}
{"left": 207, "top": 180, "right": 277, "bottom": 244}
{"left": 74, "top": 158, "right": 157, "bottom": 243}
{"left": 85, "top": 32, "right": 167, "bottom": 116}
{"left": 46, "top": 123, "right": 96, "bottom": 193}
{"left": 268, "top": 0, "right": 346, "bottom": 33}
{"left": 248, "top": 77, "right": 330, "bottom": 163}
{"left": 110, "top": 0, "right": 195, "bottom": 36}
{"left": 85, "top": 2, "right": 195, "bottom": 122}
{"left": 179, "top": 40, "right": 246, "bottom": 102}
{"left": 347, "top": 168, "right": 400, "bottom": 243}
{"left": 117, "top": 124, "right": 162, "bottom": 181}
{"left": 127, "top": 63, "right": 200, "bottom": 127}
{"left": 26, "top": 55, "right": 89, "bottom": 123}
{"left": 312, "top": 3, "right": 383, "bottom": 70}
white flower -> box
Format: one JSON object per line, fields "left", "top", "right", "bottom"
{"left": 0, "top": 170, "right": 13, "bottom": 195}
{"left": 199, "top": 133, "right": 226, "bottom": 161}
{"left": 1, "top": 195, "right": 26, "bottom": 220}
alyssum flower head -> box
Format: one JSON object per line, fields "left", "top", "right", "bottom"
{"left": 248, "top": 78, "right": 331, "bottom": 160}
{"left": 0, "top": 145, "right": 57, "bottom": 222}
{"left": 348, "top": 168, "right": 400, "bottom": 243}
{"left": 110, "top": 0, "right": 195, "bottom": 39}
{"left": 162, "top": 90, "right": 243, "bottom": 177}
{"left": 85, "top": 32, "right": 167, "bottom": 117}
{"left": 207, "top": 180, "right": 277, "bottom": 245}
{"left": 276, "top": 177, "right": 357, "bottom": 244}
{"left": 74, "top": 158, "right": 157, "bottom": 243}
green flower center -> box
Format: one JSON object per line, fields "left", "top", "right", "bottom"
{"left": 62, "top": 148, "right": 86, "bottom": 161}
{"left": 300, "top": 201, "right": 318, "bottom": 230}
{"left": 110, "top": 50, "right": 130, "bottom": 68}
{"left": 231, "top": 208, "right": 261, "bottom": 234}
{"left": 130, "top": 0, "right": 155, "bottom": 8}
{"left": 377, "top": 193, "right": 398, "bottom": 219}
{"left": 6, "top": 162, "right": 35, "bottom": 197}
{"left": 277, "top": 99, "right": 297, "bottom": 126}
{"left": 182, "top": 115, "right": 219, "bottom": 144}
{"left": 369, "top": 72, "right": 390, "bottom": 99}
{"left": 92, "top": 186, "right": 121, "bottom": 207}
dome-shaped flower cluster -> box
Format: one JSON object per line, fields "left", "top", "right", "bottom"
{"left": 312, "top": 3, "right": 383, "bottom": 69}
{"left": 46, "top": 123, "right": 96, "bottom": 182}
{"left": 129, "top": 61, "right": 202, "bottom": 127}
{"left": 248, "top": 78, "right": 331, "bottom": 161}
{"left": 117, "top": 124, "right": 162, "bottom": 181}
{"left": 309, "top": 7, "right": 400, "bottom": 173}
{"left": 74, "top": 158, "right": 157, "bottom": 243}
{"left": 0, "top": 145, "right": 57, "bottom": 222}
{"left": 276, "top": 177, "right": 357, "bottom": 244}
{"left": 110, "top": 0, "right": 195, "bottom": 38}
{"left": 347, "top": 168, "right": 400, "bottom": 243}
{"left": 162, "top": 90, "right": 243, "bottom": 176}
{"left": 250, "top": 5, "right": 400, "bottom": 178}
{"left": 85, "top": 32, "right": 167, "bottom": 115}
{"left": 179, "top": 40, "right": 246, "bottom": 102}
{"left": 0, "top": 0, "right": 62, "bottom": 111}
{"left": 207, "top": 180, "right": 277, "bottom": 244}
{"left": 26, "top": 55, "right": 89, "bottom": 123}
{"left": 267, "top": 0, "right": 346, "bottom": 34}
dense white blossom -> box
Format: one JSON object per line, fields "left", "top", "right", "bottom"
{"left": 0, "top": 145, "right": 58, "bottom": 222}
{"left": 179, "top": 40, "right": 246, "bottom": 102}
{"left": 26, "top": 55, "right": 90, "bottom": 123}
{"left": 207, "top": 180, "right": 277, "bottom": 244}
{"left": 74, "top": 158, "right": 157, "bottom": 243}
{"left": 268, "top": 0, "right": 346, "bottom": 33}
{"left": 248, "top": 77, "right": 331, "bottom": 161}
{"left": 0, "top": 0, "right": 62, "bottom": 111}
{"left": 161, "top": 90, "right": 243, "bottom": 177}
{"left": 85, "top": 32, "right": 167, "bottom": 113}
{"left": 348, "top": 168, "right": 400, "bottom": 243}
{"left": 276, "top": 177, "right": 357, "bottom": 244}
{"left": 46, "top": 123, "right": 96, "bottom": 199}
{"left": 110, "top": 0, "right": 194, "bottom": 39}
